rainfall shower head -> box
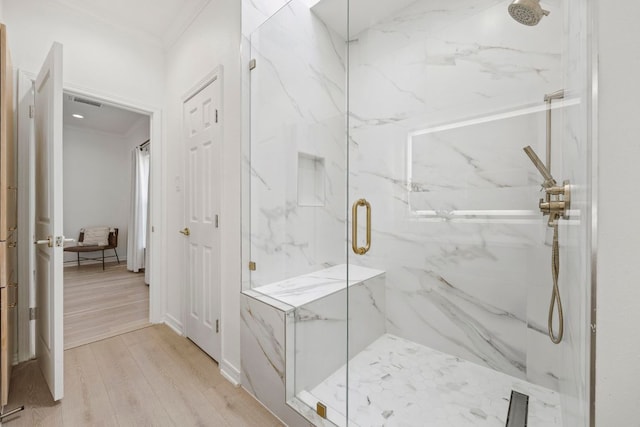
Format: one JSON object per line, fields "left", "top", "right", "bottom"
{"left": 508, "top": 0, "right": 550, "bottom": 26}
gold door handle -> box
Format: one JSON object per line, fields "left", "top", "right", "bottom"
{"left": 179, "top": 228, "right": 191, "bottom": 236}
{"left": 352, "top": 198, "right": 371, "bottom": 255}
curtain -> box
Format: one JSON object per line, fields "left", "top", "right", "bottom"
{"left": 127, "top": 148, "right": 150, "bottom": 273}
{"left": 144, "top": 158, "right": 151, "bottom": 285}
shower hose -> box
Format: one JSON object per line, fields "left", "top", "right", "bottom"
{"left": 548, "top": 223, "right": 563, "bottom": 344}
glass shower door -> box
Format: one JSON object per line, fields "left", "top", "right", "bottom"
{"left": 247, "top": 0, "right": 350, "bottom": 425}
{"left": 342, "top": 0, "right": 590, "bottom": 426}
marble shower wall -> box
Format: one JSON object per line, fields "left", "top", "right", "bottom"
{"left": 347, "top": 0, "right": 565, "bottom": 388}
{"left": 247, "top": 0, "right": 347, "bottom": 288}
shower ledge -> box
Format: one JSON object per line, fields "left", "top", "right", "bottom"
{"left": 247, "top": 264, "right": 385, "bottom": 309}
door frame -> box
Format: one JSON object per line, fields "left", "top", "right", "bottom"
{"left": 17, "top": 75, "right": 167, "bottom": 361}
{"left": 180, "top": 66, "right": 223, "bottom": 351}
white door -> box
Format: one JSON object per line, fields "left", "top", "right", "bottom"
{"left": 183, "top": 76, "right": 222, "bottom": 361}
{"left": 34, "top": 42, "right": 64, "bottom": 401}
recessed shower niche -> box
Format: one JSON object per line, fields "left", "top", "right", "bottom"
{"left": 297, "top": 152, "right": 326, "bottom": 207}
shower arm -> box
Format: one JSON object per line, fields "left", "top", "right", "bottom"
{"left": 544, "top": 89, "right": 565, "bottom": 171}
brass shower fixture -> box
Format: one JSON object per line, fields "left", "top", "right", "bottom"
{"left": 538, "top": 180, "right": 571, "bottom": 226}
{"left": 523, "top": 146, "right": 570, "bottom": 226}
{"left": 523, "top": 144, "right": 570, "bottom": 344}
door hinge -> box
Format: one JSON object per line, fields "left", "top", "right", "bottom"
{"left": 216, "top": 319, "right": 220, "bottom": 333}
{"left": 249, "top": 58, "right": 257, "bottom": 70}
{"left": 249, "top": 261, "right": 256, "bottom": 271}
{"left": 317, "top": 402, "right": 327, "bottom": 419}
{"left": 28, "top": 105, "right": 34, "bottom": 118}
{"left": 215, "top": 214, "right": 219, "bottom": 228}
{"left": 29, "top": 307, "right": 38, "bottom": 320}
{"left": 215, "top": 109, "right": 219, "bottom": 123}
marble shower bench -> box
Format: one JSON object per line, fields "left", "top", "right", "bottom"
{"left": 240, "top": 264, "right": 386, "bottom": 427}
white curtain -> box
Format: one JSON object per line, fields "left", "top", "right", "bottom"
{"left": 144, "top": 160, "right": 151, "bottom": 285}
{"left": 127, "top": 148, "right": 150, "bottom": 273}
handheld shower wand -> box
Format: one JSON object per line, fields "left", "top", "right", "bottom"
{"left": 523, "top": 146, "right": 556, "bottom": 189}
{"left": 523, "top": 145, "right": 570, "bottom": 344}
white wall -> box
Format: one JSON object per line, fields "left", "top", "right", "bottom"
{"left": 3, "top": 0, "right": 164, "bottom": 108}
{"left": 63, "top": 126, "right": 131, "bottom": 262}
{"left": 165, "top": 0, "right": 242, "bottom": 381}
{"left": 595, "top": 2, "right": 640, "bottom": 425}
{"left": 5, "top": 0, "right": 243, "bottom": 382}
{"left": 62, "top": 114, "right": 150, "bottom": 266}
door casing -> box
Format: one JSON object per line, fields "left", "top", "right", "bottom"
{"left": 16, "top": 75, "right": 166, "bottom": 363}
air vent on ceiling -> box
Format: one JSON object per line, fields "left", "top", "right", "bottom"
{"left": 72, "top": 96, "right": 102, "bottom": 108}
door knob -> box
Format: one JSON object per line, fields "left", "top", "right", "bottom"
{"left": 179, "top": 228, "right": 191, "bottom": 236}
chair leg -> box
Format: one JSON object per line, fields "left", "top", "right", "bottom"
{"left": 102, "top": 249, "right": 105, "bottom": 270}
{"left": 114, "top": 248, "right": 120, "bottom": 264}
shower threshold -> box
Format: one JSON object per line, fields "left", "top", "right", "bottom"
{"left": 298, "top": 334, "right": 562, "bottom": 427}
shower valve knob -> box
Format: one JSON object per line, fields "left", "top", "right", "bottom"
{"left": 537, "top": 180, "right": 571, "bottom": 220}
{"left": 539, "top": 200, "right": 567, "bottom": 214}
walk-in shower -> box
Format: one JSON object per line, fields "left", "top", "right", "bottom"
{"left": 241, "top": 0, "right": 592, "bottom": 425}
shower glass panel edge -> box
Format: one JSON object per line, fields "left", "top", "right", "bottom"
{"left": 247, "top": 0, "right": 350, "bottom": 426}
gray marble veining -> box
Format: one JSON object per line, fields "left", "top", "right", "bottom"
{"left": 308, "top": 334, "right": 562, "bottom": 427}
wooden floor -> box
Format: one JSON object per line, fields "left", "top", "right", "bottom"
{"left": 64, "top": 263, "right": 150, "bottom": 349}
{"left": 5, "top": 325, "right": 283, "bottom": 426}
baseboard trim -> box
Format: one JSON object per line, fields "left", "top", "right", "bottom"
{"left": 164, "top": 314, "right": 184, "bottom": 335}
{"left": 220, "top": 359, "right": 241, "bottom": 386}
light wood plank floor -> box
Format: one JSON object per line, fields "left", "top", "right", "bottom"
{"left": 5, "top": 325, "right": 283, "bottom": 426}
{"left": 64, "top": 263, "right": 150, "bottom": 349}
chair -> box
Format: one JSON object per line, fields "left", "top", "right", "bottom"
{"left": 64, "top": 228, "right": 120, "bottom": 270}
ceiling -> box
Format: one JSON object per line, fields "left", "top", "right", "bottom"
{"left": 52, "top": 0, "right": 211, "bottom": 46}
{"left": 63, "top": 93, "right": 147, "bottom": 136}
{"left": 311, "top": 0, "right": 418, "bottom": 39}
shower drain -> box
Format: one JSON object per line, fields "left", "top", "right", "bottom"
{"left": 505, "top": 390, "right": 529, "bottom": 427}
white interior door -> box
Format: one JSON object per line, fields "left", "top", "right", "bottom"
{"left": 34, "top": 42, "right": 64, "bottom": 401}
{"left": 183, "top": 75, "right": 222, "bottom": 361}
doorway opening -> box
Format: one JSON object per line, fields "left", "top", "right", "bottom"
{"left": 61, "top": 92, "right": 152, "bottom": 349}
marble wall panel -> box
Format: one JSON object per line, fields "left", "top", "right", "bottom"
{"left": 293, "top": 274, "right": 385, "bottom": 393}
{"left": 240, "top": 295, "right": 312, "bottom": 426}
{"left": 248, "top": 0, "right": 347, "bottom": 288}
{"left": 347, "top": 0, "right": 565, "bottom": 387}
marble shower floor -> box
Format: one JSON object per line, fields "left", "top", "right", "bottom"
{"left": 305, "top": 334, "right": 562, "bottom": 427}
